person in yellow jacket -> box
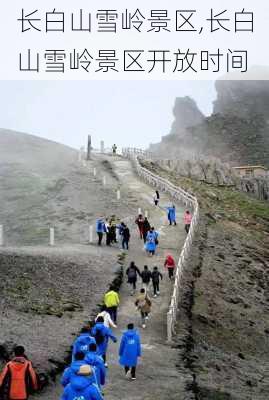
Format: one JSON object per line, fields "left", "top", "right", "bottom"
{"left": 104, "top": 286, "right": 120, "bottom": 324}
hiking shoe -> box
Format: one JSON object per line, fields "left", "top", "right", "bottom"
{"left": 142, "top": 324, "right": 146, "bottom": 329}
{"left": 104, "top": 363, "right": 108, "bottom": 368}
{"left": 131, "top": 377, "right": 137, "bottom": 380}
{"left": 154, "top": 294, "right": 157, "bottom": 298}
{"left": 145, "top": 316, "right": 149, "bottom": 320}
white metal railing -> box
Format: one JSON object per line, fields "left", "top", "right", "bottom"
{"left": 122, "top": 148, "right": 200, "bottom": 342}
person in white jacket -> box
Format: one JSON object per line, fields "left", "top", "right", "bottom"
{"left": 95, "top": 305, "right": 117, "bottom": 329}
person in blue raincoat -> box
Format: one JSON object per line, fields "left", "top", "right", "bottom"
{"left": 96, "top": 217, "right": 106, "bottom": 246}
{"left": 166, "top": 205, "right": 176, "bottom": 225}
{"left": 61, "top": 352, "right": 97, "bottom": 388}
{"left": 119, "top": 323, "right": 141, "bottom": 380}
{"left": 91, "top": 316, "right": 117, "bottom": 367}
{"left": 84, "top": 343, "right": 106, "bottom": 390}
{"left": 61, "top": 364, "right": 103, "bottom": 400}
{"left": 72, "top": 327, "right": 96, "bottom": 361}
{"left": 145, "top": 228, "right": 158, "bottom": 256}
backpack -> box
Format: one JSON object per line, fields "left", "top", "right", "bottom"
{"left": 127, "top": 267, "right": 136, "bottom": 279}
{"left": 97, "top": 221, "right": 103, "bottom": 231}
{"left": 94, "top": 328, "right": 105, "bottom": 346}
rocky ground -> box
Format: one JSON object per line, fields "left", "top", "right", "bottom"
{"left": 0, "top": 245, "right": 123, "bottom": 377}
{"left": 143, "top": 160, "right": 269, "bottom": 400}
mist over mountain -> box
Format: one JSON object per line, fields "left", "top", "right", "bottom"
{"left": 149, "top": 80, "right": 269, "bottom": 168}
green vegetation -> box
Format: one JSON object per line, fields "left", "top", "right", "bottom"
{"left": 142, "top": 161, "right": 269, "bottom": 235}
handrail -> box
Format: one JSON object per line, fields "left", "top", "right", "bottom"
{"left": 122, "top": 148, "right": 200, "bottom": 342}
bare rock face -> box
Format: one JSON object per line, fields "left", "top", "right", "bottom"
{"left": 170, "top": 96, "right": 205, "bottom": 135}
{"left": 214, "top": 80, "right": 269, "bottom": 119}
{"left": 149, "top": 97, "right": 205, "bottom": 157}
{"left": 150, "top": 81, "right": 269, "bottom": 168}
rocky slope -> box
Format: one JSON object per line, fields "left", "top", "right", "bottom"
{"left": 0, "top": 129, "right": 129, "bottom": 245}
{"left": 149, "top": 80, "right": 269, "bottom": 168}
{"left": 141, "top": 159, "right": 269, "bottom": 400}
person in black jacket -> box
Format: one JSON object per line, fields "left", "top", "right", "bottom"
{"left": 151, "top": 266, "right": 163, "bottom": 297}
{"left": 140, "top": 265, "right": 152, "bottom": 292}
{"left": 121, "top": 223, "right": 130, "bottom": 250}
{"left": 126, "top": 262, "right": 141, "bottom": 295}
{"left": 142, "top": 217, "right": 151, "bottom": 243}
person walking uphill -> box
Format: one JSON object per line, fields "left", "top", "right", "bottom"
{"left": 119, "top": 324, "right": 141, "bottom": 381}
{"left": 61, "top": 365, "right": 103, "bottom": 400}
{"left": 140, "top": 265, "right": 152, "bottom": 291}
{"left": 126, "top": 262, "right": 141, "bottom": 295}
{"left": 164, "top": 254, "right": 176, "bottom": 280}
{"left": 104, "top": 286, "right": 120, "bottom": 324}
{"left": 92, "top": 317, "right": 117, "bottom": 367}
{"left": 121, "top": 222, "right": 130, "bottom": 250}
{"left": 135, "top": 288, "right": 152, "bottom": 328}
{"left": 96, "top": 217, "right": 106, "bottom": 246}
{"left": 166, "top": 205, "right": 176, "bottom": 225}
{"left": 0, "top": 345, "right": 38, "bottom": 400}
{"left": 142, "top": 217, "right": 151, "bottom": 243}
{"left": 151, "top": 266, "right": 163, "bottom": 297}
{"left": 72, "top": 327, "right": 96, "bottom": 361}
{"left": 135, "top": 214, "right": 144, "bottom": 240}
{"left": 84, "top": 343, "right": 106, "bottom": 390}
{"left": 145, "top": 228, "right": 158, "bottom": 256}
{"left": 184, "top": 210, "right": 192, "bottom": 233}
{"left": 61, "top": 352, "right": 98, "bottom": 389}
{"left": 96, "top": 305, "right": 117, "bottom": 329}
{"left": 153, "top": 190, "right": 160, "bottom": 206}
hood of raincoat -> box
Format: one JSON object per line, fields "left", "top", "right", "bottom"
{"left": 70, "top": 374, "right": 94, "bottom": 391}
{"left": 124, "top": 329, "right": 138, "bottom": 339}
{"left": 69, "top": 360, "right": 85, "bottom": 374}
{"left": 75, "top": 333, "right": 95, "bottom": 346}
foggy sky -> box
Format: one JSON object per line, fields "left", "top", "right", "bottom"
{"left": 0, "top": 81, "right": 216, "bottom": 150}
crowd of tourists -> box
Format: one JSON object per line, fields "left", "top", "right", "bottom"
{"left": 0, "top": 187, "right": 193, "bottom": 400}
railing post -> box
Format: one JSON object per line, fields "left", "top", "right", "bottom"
{"left": 50, "top": 227, "right": 55, "bottom": 246}
{"left": 89, "top": 225, "right": 93, "bottom": 243}
{"left": 0, "top": 225, "right": 3, "bottom": 246}
{"left": 167, "top": 310, "right": 173, "bottom": 343}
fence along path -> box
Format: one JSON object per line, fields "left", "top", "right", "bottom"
{"left": 122, "top": 148, "right": 200, "bottom": 342}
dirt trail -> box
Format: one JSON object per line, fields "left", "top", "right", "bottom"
{"left": 35, "top": 155, "right": 189, "bottom": 400}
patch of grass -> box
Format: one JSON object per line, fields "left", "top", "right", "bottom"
{"left": 142, "top": 160, "right": 269, "bottom": 236}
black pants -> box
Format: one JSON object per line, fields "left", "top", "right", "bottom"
{"left": 102, "top": 354, "right": 106, "bottom": 363}
{"left": 122, "top": 239, "right": 129, "bottom": 249}
{"left": 97, "top": 232, "right": 103, "bottom": 245}
{"left": 168, "top": 268, "right": 174, "bottom": 279}
{"left": 107, "top": 306, "right": 117, "bottom": 323}
{"left": 106, "top": 233, "right": 111, "bottom": 246}
{"left": 185, "top": 224, "right": 190, "bottom": 233}
{"left": 143, "top": 232, "right": 148, "bottom": 243}
{"left": 125, "top": 366, "right": 136, "bottom": 378}
{"left": 153, "top": 281, "right": 159, "bottom": 295}
{"left": 129, "top": 279, "right": 136, "bottom": 290}
{"left": 141, "top": 311, "right": 148, "bottom": 321}
{"left": 169, "top": 219, "right": 176, "bottom": 226}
